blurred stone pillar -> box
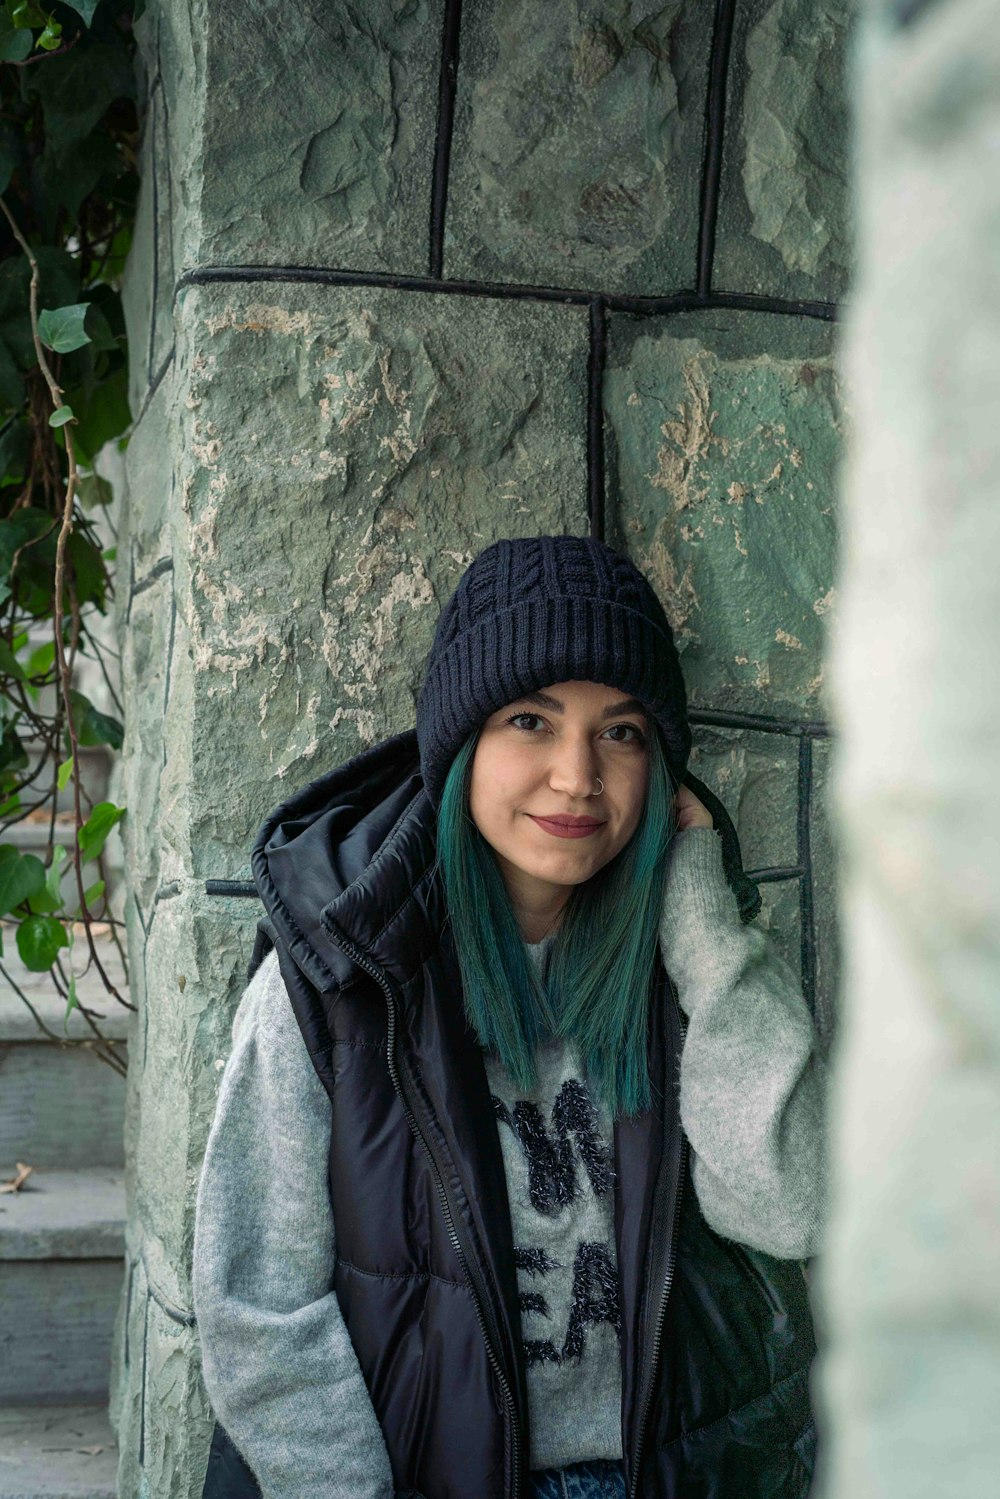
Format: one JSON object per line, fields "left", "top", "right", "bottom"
{"left": 817, "top": 1, "right": 1000, "bottom": 1495}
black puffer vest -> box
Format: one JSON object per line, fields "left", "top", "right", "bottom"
{"left": 203, "top": 729, "right": 818, "bottom": 1499}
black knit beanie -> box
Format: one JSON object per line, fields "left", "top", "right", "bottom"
{"left": 415, "top": 534, "right": 761, "bottom": 925}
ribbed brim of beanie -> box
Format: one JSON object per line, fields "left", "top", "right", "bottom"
{"left": 415, "top": 536, "right": 691, "bottom": 807}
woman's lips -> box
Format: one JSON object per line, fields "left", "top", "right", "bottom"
{"left": 527, "top": 815, "right": 606, "bottom": 839}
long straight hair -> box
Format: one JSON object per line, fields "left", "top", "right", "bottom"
{"left": 434, "top": 719, "right": 677, "bottom": 1119}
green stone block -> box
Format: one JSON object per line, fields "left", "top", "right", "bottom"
{"left": 172, "top": 0, "right": 441, "bottom": 275}
{"left": 605, "top": 308, "right": 842, "bottom": 719}
{"left": 171, "top": 280, "right": 588, "bottom": 877}
{"left": 131, "top": 893, "right": 255, "bottom": 1308}
{"left": 713, "top": 0, "right": 857, "bottom": 303}
{"left": 756, "top": 876, "right": 803, "bottom": 996}
{"left": 447, "top": 0, "right": 714, "bottom": 292}
{"left": 118, "top": 363, "right": 175, "bottom": 576}
{"left": 121, "top": 76, "right": 175, "bottom": 413}
{"left": 685, "top": 724, "right": 801, "bottom": 873}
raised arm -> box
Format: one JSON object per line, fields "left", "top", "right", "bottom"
{"left": 658, "top": 827, "right": 829, "bottom": 1260}
{"left": 192, "top": 947, "right": 395, "bottom": 1498}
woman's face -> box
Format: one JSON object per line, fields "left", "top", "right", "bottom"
{"left": 468, "top": 679, "right": 650, "bottom": 934}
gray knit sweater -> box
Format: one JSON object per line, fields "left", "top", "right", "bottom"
{"left": 192, "top": 827, "right": 828, "bottom": 1497}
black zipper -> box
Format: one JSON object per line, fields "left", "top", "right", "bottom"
{"left": 627, "top": 983, "right": 689, "bottom": 1499}
{"left": 321, "top": 916, "right": 524, "bottom": 1499}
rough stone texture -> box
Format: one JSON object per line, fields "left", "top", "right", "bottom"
{"left": 713, "top": 0, "right": 856, "bottom": 303}
{"left": 108, "top": 1254, "right": 213, "bottom": 1499}
{"left": 447, "top": 0, "right": 714, "bottom": 292}
{"left": 169, "top": 280, "right": 588, "bottom": 877}
{"left": 140, "top": 1, "right": 440, "bottom": 289}
{"left": 605, "top": 309, "right": 842, "bottom": 718}
{"left": 813, "top": 3, "right": 1000, "bottom": 1497}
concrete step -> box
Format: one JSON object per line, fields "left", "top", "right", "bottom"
{"left": 0, "top": 1170, "right": 125, "bottom": 1405}
{"left": 0, "top": 926, "right": 128, "bottom": 1170}
{"left": 0, "top": 1404, "right": 117, "bottom": 1498}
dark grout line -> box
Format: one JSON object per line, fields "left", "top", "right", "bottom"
{"left": 175, "top": 265, "right": 838, "bottom": 323}
{"left": 746, "top": 865, "right": 804, "bottom": 884}
{"left": 797, "top": 734, "right": 817, "bottom": 1016}
{"left": 698, "top": 0, "right": 737, "bottom": 295}
{"left": 587, "top": 299, "right": 607, "bottom": 542}
{"left": 689, "top": 706, "right": 831, "bottom": 737}
{"left": 429, "top": 0, "right": 463, "bottom": 279}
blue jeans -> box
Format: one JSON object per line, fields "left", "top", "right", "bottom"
{"left": 528, "top": 1458, "right": 627, "bottom": 1499}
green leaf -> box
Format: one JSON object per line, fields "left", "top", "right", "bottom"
{"left": 62, "top": 0, "right": 100, "bottom": 22}
{"left": 38, "top": 304, "right": 92, "bottom": 354}
{"left": 45, "top": 843, "right": 66, "bottom": 901}
{"left": 63, "top": 973, "right": 78, "bottom": 1028}
{"left": 36, "top": 15, "right": 62, "bottom": 48}
{"left": 49, "top": 404, "right": 75, "bottom": 428}
{"left": 0, "top": 791, "right": 22, "bottom": 819}
{"left": 10, "top": 1, "right": 47, "bottom": 27}
{"left": 82, "top": 877, "right": 104, "bottom": 905}
{"left": 0, "top": 844, "right": 46, "bottom": 916}
{"left": 27, "top": 884, "right": 63, "bottom": 914}
{"left": 76, "top": 472, "right": 114, "bottom": 509}
{"left": 0, "top": 340, "right": 24, "bottom": 412}
{"left": 26, "top": 640, "right": 55, "bottom": 681}
{"left": 23, "top": 43, "right": 136, "bottom": 162}
{"left": 77, "top": 800, "right": 125, "bottom": 862}
{"left": 16, "top": 913, "right": 70, "bottom": 971}
{"left": 0, "top": 418, "right": 28, "bottom": 484}
{"left": 67, "top": 689, "right": 122, "bottom": 750}
{"left": 0, "top": 638, "right": 26, "bottom": 681}
{"left": 0, "top": 16, "right": 32, "bottom": 60}
{"left": 64, "top": 529, "right": 108, "bottom": 611}
{"left": 0, "top": 251, "right": 80, "bottom": 374}
{"left": 57, "top": 756, "right": 74, "bottom": 791}
{"left": 64, "top": 364, "right": 130, "bottom": 464}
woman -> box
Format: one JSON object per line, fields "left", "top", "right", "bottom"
{"left": 193, "top": 534, "right": 827, "bottom": 1499}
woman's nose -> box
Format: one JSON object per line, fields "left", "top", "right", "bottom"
{"left": 547, "top": 738, "right": 599, "bottom": 798}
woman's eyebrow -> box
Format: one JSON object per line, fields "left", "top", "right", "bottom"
{"left": 511, "top": 691, "right": 648, "bottom": 720}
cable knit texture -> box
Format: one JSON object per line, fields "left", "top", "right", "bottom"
{"left": 192, "top": 825, "right": 827, "bottom": 1497}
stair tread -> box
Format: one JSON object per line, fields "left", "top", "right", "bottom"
{"left": 0, "top": 1169, "right": 125, "bottom": 1260}
{"left": 0, "top": 926, "right": 129, "bottom": 1042}
{"left": 0, "top": 1405, "right": 117, "bottom": 1499}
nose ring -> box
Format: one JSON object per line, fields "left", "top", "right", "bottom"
{"left": 592, "top": 777, "right": 604, "bottom": 796}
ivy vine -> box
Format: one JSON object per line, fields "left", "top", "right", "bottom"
{"left": 1, "top": 0, "right": 140, "bottom": 1074}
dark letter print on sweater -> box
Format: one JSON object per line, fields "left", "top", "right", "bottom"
{"left": 486, "top": 1045, "right": 622, "bottom": 1371}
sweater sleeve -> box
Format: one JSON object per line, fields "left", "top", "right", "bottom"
{"left": 657, "top": 827, "right": 829, "bottom": 1260}
{"left": 192, "top": 946, "right": 396, "bottom": 1499}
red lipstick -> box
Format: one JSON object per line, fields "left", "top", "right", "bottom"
{"left": 527, "top": 814, "right": 606, "bottom": 839}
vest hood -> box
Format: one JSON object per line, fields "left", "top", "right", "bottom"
{"left": 250, "top": 727, "right": 443, "bottom": 994}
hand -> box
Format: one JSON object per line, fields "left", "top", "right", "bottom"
{"left": 673, "top": 784, "right": 714, "bottom": 832}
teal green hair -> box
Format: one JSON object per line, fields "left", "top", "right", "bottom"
{"left": 434, "top": 721, "right": 677, "bottom": 1119}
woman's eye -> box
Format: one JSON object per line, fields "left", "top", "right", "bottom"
{"left": 604, "top": 723, "right": 646, "bottom": 744}
{"left": 506, "top": 712, "right": 545, "bottom": 731}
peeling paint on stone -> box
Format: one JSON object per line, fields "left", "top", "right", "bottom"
{"left": 606, "top": 309, "right": 840, "bottom": 715}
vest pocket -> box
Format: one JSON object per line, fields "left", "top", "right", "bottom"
{"left": 655, "top": 1361, "right": 815, "bottom": 1498}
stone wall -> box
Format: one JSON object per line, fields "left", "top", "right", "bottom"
{"left": 111, "top": 2, "right": 854, "bottom": 1493}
